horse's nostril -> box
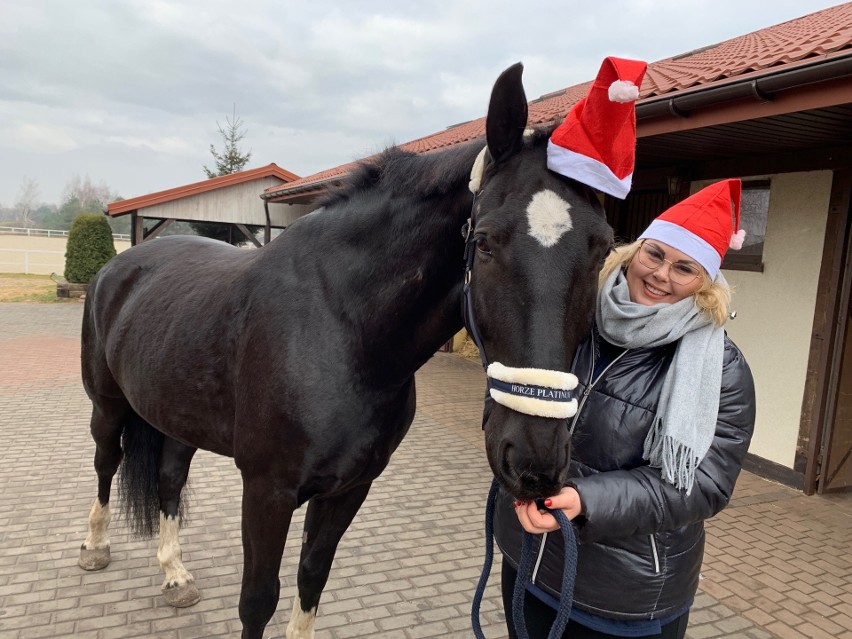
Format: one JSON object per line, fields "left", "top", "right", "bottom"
{"left": 499, "top": 448, "right": 564, "bottom": 499}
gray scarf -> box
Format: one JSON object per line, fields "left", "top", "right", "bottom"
{"left": 596, "top": 268, "right": 724, "bottom": 494}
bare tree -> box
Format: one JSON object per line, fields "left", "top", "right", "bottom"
{"left": 62, "top": 174, "right": 115, "bottom": 210}
{"left": 15, "top": 177, "right": 41, "bottom": 227}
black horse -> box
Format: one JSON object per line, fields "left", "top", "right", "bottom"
{"left": 77, "top": 63, "right": 613, "bottom": 639}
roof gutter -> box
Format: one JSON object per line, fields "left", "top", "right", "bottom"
{"left": 261, "top": 174, "right": 342, "bottom": 201}
{"left": 636, "top": 52, "right": 852, "bottom": 120}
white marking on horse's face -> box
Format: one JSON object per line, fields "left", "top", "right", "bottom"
{"left": 526, "top": 189, "right": 574, "bottom": 248}
{"left": 286, "top": 595, "right": 317, "bottom": 639}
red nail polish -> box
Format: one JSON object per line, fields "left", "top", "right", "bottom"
{"left": 512, "top": 500, "right": 520, "bottom": 508}
{"left": 544, "top": 499, "right": 552, "bottom": 508}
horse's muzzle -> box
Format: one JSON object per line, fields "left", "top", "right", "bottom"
{"left": 485, "top": 410, "right": 572, "bottom": 501}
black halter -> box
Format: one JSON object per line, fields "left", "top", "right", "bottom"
{"left": 462, "top": 193, "right": 489, "bottom": 371}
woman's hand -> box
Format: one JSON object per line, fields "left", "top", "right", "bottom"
{"left": 513, "top": 487, "right": 583, "bottom": 534}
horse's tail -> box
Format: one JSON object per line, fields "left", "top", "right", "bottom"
{"left": 117, "top": 411, "right": 182, "bottom": 538}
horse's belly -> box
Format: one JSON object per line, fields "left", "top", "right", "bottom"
{"left": 101, "top": 316, "right": 238, "bottom": 457}
{"left": 233, "top": 381, "right": 417, "bottom": 499}
{"left": 116, "top": 367, "right": 236, "bottom": 457}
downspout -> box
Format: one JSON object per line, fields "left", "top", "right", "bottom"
{"left": 264, "top": 200, "right": 271, "bottom": 245}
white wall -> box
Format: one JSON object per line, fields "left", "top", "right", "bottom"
{"left": 712, "top": 171, "right": 833, "bottom": 468}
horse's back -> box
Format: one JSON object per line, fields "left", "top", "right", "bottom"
{"left": 91, "top": 234, "right": 250, "bottom": 298}
{"left": 86, "top": 235, "right": 254, "bottom": 356}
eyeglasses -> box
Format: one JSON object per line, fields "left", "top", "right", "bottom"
{"left": 636, "top": 241, "right": 703, "bottom": 285}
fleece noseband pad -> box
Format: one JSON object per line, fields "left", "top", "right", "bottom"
{"left": 486, "top": 362, "right": 579, "bottom": 419}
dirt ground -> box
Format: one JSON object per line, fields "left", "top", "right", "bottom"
{"left": 0, "top": 273, "right": 72, "bottom": 303}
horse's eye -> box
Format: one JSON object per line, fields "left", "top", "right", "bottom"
{"left": 475, "top": 236, "right": 493, "bottom": 257}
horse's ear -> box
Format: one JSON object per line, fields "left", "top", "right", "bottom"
{"left": 486, "top": 62, "right": 528, "bottom": 165}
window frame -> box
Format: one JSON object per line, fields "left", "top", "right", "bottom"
{"left": 721, "top": 179, "right": 770, "bottom": 273}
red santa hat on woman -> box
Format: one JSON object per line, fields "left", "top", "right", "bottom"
{"left": 640, "top": 179, "right": 746, "bottom": 279}
{"left": 547, "top": 56, "right": 648, "bottom": 199}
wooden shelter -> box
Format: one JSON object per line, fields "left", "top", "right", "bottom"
{"left": 106, "top": 163, "right": 300, "bottom": 246}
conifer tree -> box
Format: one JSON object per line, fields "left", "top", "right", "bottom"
{"left": 203, "top": 106, "right": 252, "bottom": 178}
{"left": 193, "top": 106, "right": 253, "bottom": 243}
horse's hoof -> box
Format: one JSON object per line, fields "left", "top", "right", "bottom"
{"left": 78, "top": 546, "right": 110, "bottom": 571}
{"left": 162, "top": 582, "right": 201, "bottom": 608}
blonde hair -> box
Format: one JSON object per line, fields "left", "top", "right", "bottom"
{"left": 600, "top": 241, "right": 731, "bottom": 327}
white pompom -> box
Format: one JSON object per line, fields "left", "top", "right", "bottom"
{"left": 729, "top": 229, "right": 746, "bottom": 250}
{"left": 608, "top": 80, "right": 639, "bottom": 103}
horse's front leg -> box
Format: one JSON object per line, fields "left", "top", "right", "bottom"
{"left": 287, "top": 482, "right": 373, "bottom": 639}
{"left": 157, "top": 437, "right": 200, "bottom": 607}
{"left": 239, "top": 475, "right": 296, "bottom": 639}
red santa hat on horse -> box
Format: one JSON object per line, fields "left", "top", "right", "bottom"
{"left": 547, "top": 57, "right": 745, "bottom": 277}
{"left": 546, "top": 56, "right": 648, "bottom": 199}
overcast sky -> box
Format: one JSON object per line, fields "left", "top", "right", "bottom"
{"left": 0, "top": 0, "right": 845, "bottom": 208}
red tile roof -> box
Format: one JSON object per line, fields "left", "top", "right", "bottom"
{"left": 644, "top": 3, "right": 852, "bottom": 93}
{"left": 108, "top": 163, "right": 300, "bottom": 216}
{"left": 265, "top": 3, "right": 852, "bottom": 201}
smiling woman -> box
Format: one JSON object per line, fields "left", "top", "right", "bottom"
{"left": 626, "top": 240, "right": 706, "bottom": 305}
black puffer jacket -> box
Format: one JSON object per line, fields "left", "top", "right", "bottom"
{"left": 493, "top": 328, "right": 756, "bottom": 620}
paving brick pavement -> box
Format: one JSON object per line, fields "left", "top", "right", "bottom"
{"left": 0, "top": 302, "right": 850, "bottom": 638}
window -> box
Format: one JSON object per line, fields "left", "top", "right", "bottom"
{"left": 722, "top": 180, "right": 769, "bottom": 272}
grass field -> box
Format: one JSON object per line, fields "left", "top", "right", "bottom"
{"left": 0, "top": 273, "right": 71, "bottom": 303}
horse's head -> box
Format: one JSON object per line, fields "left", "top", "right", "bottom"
{"left": 469, "top": 63, "right": 614, "bottom": 501}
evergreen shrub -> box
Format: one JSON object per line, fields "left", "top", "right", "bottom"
{"left": 64, "top": 214, "right": 117, "bottom": 283}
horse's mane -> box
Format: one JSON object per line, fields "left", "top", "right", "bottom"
{"left": 318, "top": 126, "right": 554, "bottom": 209}
{"left": 318, "top": 142, "right": 480, "bottom": 209}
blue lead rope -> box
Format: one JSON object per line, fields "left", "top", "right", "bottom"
{"left": 471, "top": 478, "right": 578, "bottom": 639}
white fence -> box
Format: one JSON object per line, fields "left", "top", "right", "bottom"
{"left": 0, "top": 248, "right": 66, "bottom": 275}
{"left": 0, "top": 230, "right": 132, "bottom": 275}
{"left": 0, "top": 226, "right": 131, "bottom": 241}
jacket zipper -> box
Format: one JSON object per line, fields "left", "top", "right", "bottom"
{"left": 531, "top": 532, "right": 548, "bottom": 582}
{"left": 569, "top": 347, "right": 630, "bottom": 435}
{"left": 530, "top": 343, "right": 630, "bottom": 585}
{"left": 649, "top": 535, "right": 661, "bottom": 574}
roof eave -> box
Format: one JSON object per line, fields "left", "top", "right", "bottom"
{"left": 637, "top": 52, "right": 852, "bottom": 123}
{"left": 106, "top": 164, "right": 300, "bottom": 216}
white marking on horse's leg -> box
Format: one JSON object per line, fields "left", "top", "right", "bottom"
{"left": 83, "top": 498, "right": 110, "bottom": 549}
{"left": 79, "top": 498, "right": 112, "bottom": 570}
{"left": 526, "top": 189, "right": 574, "bottom": 247}
{"left": 157, "top": 513, "right": 194, "bottom": 589}
{"left": 285, "top": 594, "right": 317, "bottom": 639}
{"left": 157, "top": 513, "right": 193, "bottom": 588}
{"left": 157, "top": 513, "right": 201, "bottom": 607}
